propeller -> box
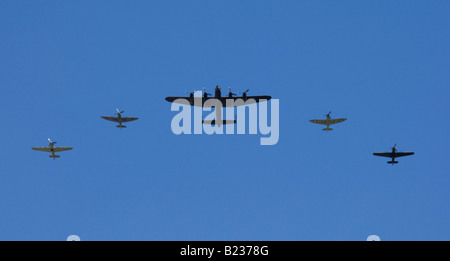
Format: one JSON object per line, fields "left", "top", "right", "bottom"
{"left": 387, "top": 144, "right": 397, "bottom": 152}
{"left": 203, "top": 87, "right": 211, "bottom": 97}
{"left": 116, "top": 108, "right": 124, "bottom": 114}
{"left": 325, "top": 111, "right": 331, "bottom": 117}
{"left": 238, "top": 89, "right": 250, "bottom": 98}
{"left": 185, "top": 91, "right": 196, "bottom": 97}
{"left": 228, "top": 87, "right": 236, "bottom": 97}
{"left": 48, "top": 138, "right": 56, "bottom": 144}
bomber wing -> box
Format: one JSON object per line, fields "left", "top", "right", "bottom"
{"left": 165, "top": 97, "right": 197, "bottom": 106}
{"left": 217, "top": 96, "right": 272, "bottom": 107}
{"left": 165, "top": 96, "right": 272, "bottom": 107}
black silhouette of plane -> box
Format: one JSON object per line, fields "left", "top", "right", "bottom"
{"left": 373, "top": 144, "right": 414, "bottom": 165}
{"left": 165, "top": 85, "right": 271, "bottom": 126}
{"left": 165, "top": 85, "right": 271, "bottom": 106}
{"left": 101, "top": 108, "right": 138, "bottom": 128}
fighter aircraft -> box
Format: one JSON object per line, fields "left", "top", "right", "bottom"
{"left": 101, "top": 108, "right": 139, "bottom": 128}
{"left": 32, "top": 138, "right": 73, "bottom": 159}
{"left": 165, "top": 85, "right": 272, "bottom": 126}
{"left": 373, "top": 144, "right": 414, "bottom": 165}
{"left": 309, "top": 111, "right": 347, "bottom": 131}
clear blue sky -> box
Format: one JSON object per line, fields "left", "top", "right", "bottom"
{"left": 1, "top": 0, "right": 449, "bottom": 240}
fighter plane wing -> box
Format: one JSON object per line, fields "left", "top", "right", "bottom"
{"left": 32, "top": 147, "right": 72, "bottom": 152}
{"left": 373, "top": 152, "right": 414, "bottom": 158}
{"left": 32, "top": 147, "right": 52, "bottom": 152}
{"left": 328, "top": 118, "right": 347, "bottom": 124}
{"left": 52, "top": 147, "right": 73, "bottom": 152}
{"left": 120, "top": 117, "right": 139, "bottom": 122}
{"left": 309, "top": 118, "right": 347, "bottom": 125}
{"left": 373, "top": 152, "right": 394, "bottom": 158}
{"left": 101, "top": 116, "right": 119, "bottom": 122}
{"left": 309, "top": 119, "right": 328, "bottom": 125}
{"left": 394, "top": 152, "right": 414, "bottom": 158}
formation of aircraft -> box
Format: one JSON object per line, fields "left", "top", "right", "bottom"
{"left": 32, "top": 108, "right": 140, "bottom": 159}
{"left": 31, "top": 85, "right": 415, "bottom": 165}
{"left": 309, "top": 111, "right": 347, "bottom": 131}
{"left": 101, "top": 108, "right": 139, "bottom": 128}
{"left": 373, "top": 144, "right": 414, "bottom": 165}
{"left": 32, "top": 138, "right": 73, "bottom": 160}
{"left": 165, "top": 85, "right": 271, "bottom": 127}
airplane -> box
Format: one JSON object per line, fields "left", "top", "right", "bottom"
{"left": 165, "top": 85, "right": 272, "bottom": 126}
{"left": 32, "top": 138, "right": 73, "bottom": 159}
{"left": 309, "top": 111, "right": 347, "bottom": 131}
{"left": 166, "top": 85, "right": 272, "bottom": 107}
{"left": 101, "top": 108, "right": 139, "bottom": 128}
{"left": 373, "top": 144, "right": 414, "bottom": 165}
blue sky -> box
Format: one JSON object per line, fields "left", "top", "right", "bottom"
{"left": 1, "top": 0, "right": 449, "bottom": 240}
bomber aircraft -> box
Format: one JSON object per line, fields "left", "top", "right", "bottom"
{"left": 373, "top": 144, "right": 414, "bottom": 165}
{"left": 165, "top": 85, "right": 271, "bottom": 127}
{"left": 101, "top": 108, "right": 139, "bottom": 128}
{"left": 309, "top": 111, "right": 347, "bottom": 131}
{"left": 32, "top": 138, "right": 72, "bottom": 159}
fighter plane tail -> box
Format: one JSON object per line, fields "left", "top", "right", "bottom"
{"left": 322, "top": 127, "right": 333, "bottom": 131}
{"left": 387, "top": 160, "right": 398, "bottom": 165}
{"left": 49, "top": 155, "right": 61, "bottom": 159}
{"left": 116, "top": 125, "right": 127, "bottom": 128}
